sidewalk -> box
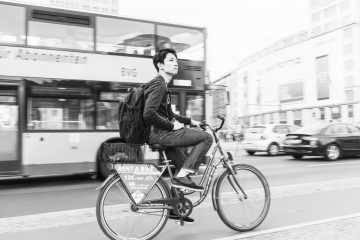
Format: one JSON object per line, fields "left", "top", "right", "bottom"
{"left": 217, "top": 213, "right": 360, "bottom": 240}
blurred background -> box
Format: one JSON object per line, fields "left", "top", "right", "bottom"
{"left": 2, "top": 1, "right": 360, "bottom": 240}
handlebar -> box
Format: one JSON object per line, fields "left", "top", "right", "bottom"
{"left": 200, "top": 115, "right": 225, "bottom": 133}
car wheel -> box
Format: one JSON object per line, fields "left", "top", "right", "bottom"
{"left": 324, "top": 144, "right": 341, "bottom": 161}
{"left": 291, "top": 154, "right": 303, "bottom": 160}
{"left": 267, "top": 143, "right": 279, "bottom": 156}
{"left": 246, "top": 150, "right": 255, "bottom": 155}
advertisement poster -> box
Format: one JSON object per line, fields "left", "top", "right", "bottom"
{"left": 115, "top": 164, "right": 161, "bottom": 203}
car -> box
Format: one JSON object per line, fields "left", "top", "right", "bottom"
{"left": 283, "top": 122, "right": 360, "bottom": 160}
{"left": 242, "top": 124, "right": 300, "bottom": 156}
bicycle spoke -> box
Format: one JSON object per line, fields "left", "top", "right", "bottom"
{"left": 96, "top": 176, "right": 169, "bottom": 240}
{"left": 215, "top": 165, "right": 270, "bottom": 231}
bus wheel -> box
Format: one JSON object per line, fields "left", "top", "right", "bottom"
{"left": 97, "top": 150, "right": 111, "bottom": 179}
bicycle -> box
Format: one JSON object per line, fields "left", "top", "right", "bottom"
{"left": 96, "top": 115, "right": 271, "bottom": 240}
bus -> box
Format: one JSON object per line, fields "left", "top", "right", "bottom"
{"left": 0, "top": 1, "right": 207, "bottom": 178}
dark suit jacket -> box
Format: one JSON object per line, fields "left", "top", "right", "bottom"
{"left": 143, "top": 74, "right": 191, "bottom": 131}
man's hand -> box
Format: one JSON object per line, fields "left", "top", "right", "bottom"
{"left": 190, "top": 119, "right": 201, "bottom": 128}
{"left": 173, "top": 120, "right": 184, "bottom": 130}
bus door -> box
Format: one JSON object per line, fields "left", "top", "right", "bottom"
{"left": 0, "top": 85, "right": 21, "bottom": 174}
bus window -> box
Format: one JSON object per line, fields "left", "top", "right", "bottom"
{"left": 96, "top": 17, "right": 155, "bottom": 56}
{"left": 156, "top": 25, "right": 204, "bottom": 60}
{"left": 27, "top": 98, "right": 94, "bottom": 130}
{"left": 96, "top": 91, "right": 127, "bottom": 130}
{"left": 186, "top": 94, "right": 204, "bottom": 121}
{"left": 0, "top": 4, "right": 25, "bottom": 44}
{"left": 170, "top": 93, "right": 180, "bottom": 115}
{"left": 27, "top": 21, "right": 94, "bottom": 51}
{"left": 96, "top": 102, "right": 118, "bottom": 130}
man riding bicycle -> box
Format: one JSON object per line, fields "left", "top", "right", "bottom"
{"left": 143, "top": 48, "right": 213, "bottom": 192}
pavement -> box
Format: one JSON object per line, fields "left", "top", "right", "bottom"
{"left": 214, "top": 140, "right": 360, "bottom": 240}
{"left": 3, "top": 140, "right": 360, "bottom": 240}
{"left": 215, "top": 214, "right": 360, "bottom": 240}
{"left": 2, "top": 176, "right": 360, "bottom": 239}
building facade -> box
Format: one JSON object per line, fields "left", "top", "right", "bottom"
{"left": 213, "top": 0, "right": 360, "bottom": 129}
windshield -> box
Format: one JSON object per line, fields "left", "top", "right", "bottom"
{"left": 294, "top": 124, "right": 327, "bottom": 135}
{"left": 246, "top": 126, "right": 265, "bottom": 134}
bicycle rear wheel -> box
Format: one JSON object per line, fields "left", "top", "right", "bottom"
{"left": 214, "top": 164, "right": 270, "bottom": 231}
{"left": 96, "top": 175, "right": 170, "bottom": 240}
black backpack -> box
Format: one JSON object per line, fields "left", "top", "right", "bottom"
{"left": 118, "top": 84, "right": 150, "bottom": 144}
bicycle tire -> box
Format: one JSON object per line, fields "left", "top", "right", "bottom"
{"left": 96, "top": 175, "right": 170, "bottom": 240}
{"left": 214, "top": 164, "right": 270, "bottom": 232}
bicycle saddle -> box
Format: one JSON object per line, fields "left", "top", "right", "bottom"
{"left": 149, "top": 144, "right": 166, "bottom": 152}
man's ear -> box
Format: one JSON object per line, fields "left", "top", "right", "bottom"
{"left": 157, "top": 62, "right": 163, "bottom": 71}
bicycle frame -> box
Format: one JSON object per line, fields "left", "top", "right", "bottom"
{"left": 186, "top": 123, "right": 239, "bottom": 208}
{"left": 97, "top": 116, "right": 243, "bottom": 212}
{"left": 96, "top": 116, "right": 271, "bottom": 240}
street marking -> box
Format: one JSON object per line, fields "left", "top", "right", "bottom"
{"left": 308, "top": 161, "right": 360, "bottom": 167}
{"left": 212, "top": 212, "right": 360, "bottom": 240}
{"left": 2, "top": 177, "right": 360, "bottom": 234}
{"left": 0, "top": 183, "right": 98, "bottom": 196}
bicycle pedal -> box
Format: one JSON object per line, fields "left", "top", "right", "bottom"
{"left": 174, "top": 220, "right": 193, "bottom": 225}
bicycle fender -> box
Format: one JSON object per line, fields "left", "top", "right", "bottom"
{"left": 95, "top": 173, "right": 117, "bottom": 190}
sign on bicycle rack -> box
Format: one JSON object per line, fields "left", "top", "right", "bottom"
{"left": 115, "top": 164, "right": 161, "bottom": 203}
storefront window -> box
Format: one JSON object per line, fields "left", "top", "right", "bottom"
{"left": 269, "top": 113, "right": 274, "bottom": 123}
{"left": 186, "top": 94, "right": 204, "bottom": 121}
{"left": 348, "top": 105, "right": 353, "bottom": 118}
{"left": 331, "top": 106, "right": 341, "bottom": 120}
{"left": 0, "top": 4, "right": 25, "bottom": 44}
{"left": 96, "top": 17, "right": 155, "bottom": 55}
{"left": 320, "top": 107, "right": 325, "bottom": 120}
{"left": 279, "top": 111, "right": 287, "bottom": 124}
{"left": 294, "top": 110, "right": 302, "bottom": 126}
{"left": 28, "top": 98, "right": 94, "bottom": 130}
{"left": 279, "top": 81, "right": 304, "bottom": 103}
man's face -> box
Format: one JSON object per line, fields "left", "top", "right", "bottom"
{"left": 159, "top": 53, "right": 178, "bottom": 76}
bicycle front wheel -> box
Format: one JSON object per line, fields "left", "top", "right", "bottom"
{"left": 96, "top": 175, "right": 170, "bottom": 240}
{"left": 214, "top": 164, "right": 270, "bottom": 231}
